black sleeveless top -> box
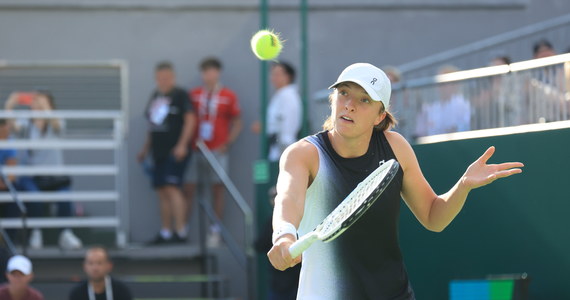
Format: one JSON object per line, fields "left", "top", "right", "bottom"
{"left": 302, "top": 130, "right": 414, "bottom": 300}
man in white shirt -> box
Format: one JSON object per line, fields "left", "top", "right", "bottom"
{"left": 266, "top": 62, "right": 302, "bottom": 162}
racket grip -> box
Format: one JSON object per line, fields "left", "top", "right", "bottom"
{"left": 289, "top": 232, "right": 318, "bottom": 259}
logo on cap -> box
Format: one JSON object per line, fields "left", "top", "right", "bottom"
{"left": 371, "top": 78, "right": 377, "bottom": 85}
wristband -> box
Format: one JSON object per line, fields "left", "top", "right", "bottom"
{"left": 272, "top": 222, "right": 297, "bottom": 244}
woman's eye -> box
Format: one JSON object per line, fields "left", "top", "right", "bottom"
{"left": 339, "top": 90, "right": 348, "bottom": 96}
{"left": 361, "top": 98, "right": 371, "bottom": 103}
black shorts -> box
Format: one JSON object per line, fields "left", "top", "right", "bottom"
{"left": 152, "top": 154, "right": 189, "bottom": 188}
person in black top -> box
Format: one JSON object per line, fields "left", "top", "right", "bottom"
{"left": 137, "top": 62, "right": 197, "bottom": 244}
{"left": 69, "top": 246, "right": 132, "bottom": 300}
{"left": 267, "top": 63, "right": 524, "bottom": 299}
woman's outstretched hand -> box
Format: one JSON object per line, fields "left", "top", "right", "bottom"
{"left": 461, "top": 146, "right": 524, "bottom": 190}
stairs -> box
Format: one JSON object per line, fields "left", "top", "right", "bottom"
{"left": 27, "top": 244, "right": 238, "bottom": 300}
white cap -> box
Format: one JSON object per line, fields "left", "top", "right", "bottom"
{"left": 328, "top": 63, "right": 392, "bottom": 107}
{"left": 7, "top": 255, "right": 32, "bottom": 275}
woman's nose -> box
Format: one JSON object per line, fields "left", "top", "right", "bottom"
{"left": 344, "top": 98, "right": 355, "bottom": 111}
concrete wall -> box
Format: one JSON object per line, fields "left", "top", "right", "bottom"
{"left": 1, "top": 0, "right": 570, "bottom": 246}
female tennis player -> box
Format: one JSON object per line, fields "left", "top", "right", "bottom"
{"left": 267, "top": 63, "right": 524, "bottom": 299}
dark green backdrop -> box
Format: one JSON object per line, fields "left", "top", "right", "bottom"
{"left": 400, "top": 127, "right": 570, "bottom": 299}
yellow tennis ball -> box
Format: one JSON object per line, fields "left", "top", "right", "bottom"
{"left": 250, "top": 30, "right": 283, "bottom": 61}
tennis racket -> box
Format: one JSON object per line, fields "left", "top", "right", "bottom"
{"left": 289, "top": 159, "right": 400, "bottom": 259}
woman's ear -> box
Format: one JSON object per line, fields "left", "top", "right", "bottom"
{"left": 374, "top": 111, "right": 387, "bottom": 126}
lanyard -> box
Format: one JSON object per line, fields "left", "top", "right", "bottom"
{"left": 88, "top": 276, "right": 113, "bottom": 300}
{"left": 198, "top": 84, "right": 222, "bottom": 121}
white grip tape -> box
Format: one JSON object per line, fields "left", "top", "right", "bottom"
{"left": 289, "top": 232, "right": 318, "bottom": 259}
{"left": 272, "top": 222, "right": 297, "bottom": 245}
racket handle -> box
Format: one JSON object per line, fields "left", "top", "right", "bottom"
{"left": 289, "top": 232, "right": 318, "bottom": 259}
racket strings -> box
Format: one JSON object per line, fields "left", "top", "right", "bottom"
{"left": 319, "top": 166, "right": 390, "bottom": 236}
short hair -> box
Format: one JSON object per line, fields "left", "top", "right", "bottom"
{"left": 273, "top": 61, "right": 296, "bottom": 83}
{"left": 85, "top": 246, "right": 111, "bottom": 263}
{"left": 200, "top": 57, "right": 222, "bottom": 71}
{"left": 533, "top": 39, "right": 554, "bottom": 56}
{"left": 494, "top": 56, "right": 512, "bottom": 65}
{"left": 155, "top": 61, "right": 174, "bottom": 72}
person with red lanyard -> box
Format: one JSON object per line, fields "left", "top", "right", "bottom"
{"left": 185, "top": 57, "right": 242, "bottom": 247}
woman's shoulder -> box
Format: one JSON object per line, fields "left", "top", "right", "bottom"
{"left": 281, "top": 138, "right": 319, "bottom": 167}
{"left": 281, "top": 139, "right": 320, "bottom": 178}
{"left": 383, "top": 130, "right": 409, "bottom": 146}
{"left": 382, "top": 130, "right": 415, "bottom": 167}
{"left": 283, "top": 138, "right": 318, "bottom": 160}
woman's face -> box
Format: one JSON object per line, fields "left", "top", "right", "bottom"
{"left": 331, "top": 82, "right": 385, "bottom": 138}
{"left": 30, "top": 94, "right": 52, "bottom": 111}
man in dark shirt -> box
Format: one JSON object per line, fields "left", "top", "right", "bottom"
{"left": 68, "top": 246, "right": 132, "bottom": 300}
{"left": 137, "top": 61, "right": 196, "bottom": 244}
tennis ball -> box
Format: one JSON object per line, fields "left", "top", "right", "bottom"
{"left": 250, "top": 30, "right": 283, "bottom": 61}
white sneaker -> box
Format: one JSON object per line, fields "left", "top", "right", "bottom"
{"left": 59, "top": 229, "right": 83, "bottom": 250}
{"left": 206, "top": 231, "right": 222, "bottom": 248}
{"left": 29, "top": 229, "right": 43, "bottom": 250}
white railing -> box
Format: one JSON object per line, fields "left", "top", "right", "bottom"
{"left": 398, "top": 13, "right": 570, "bottom": 79}
{"left": 391, "top": 53, "right": 570, "bottom": 142}
{"left": 0, "top": 110, "right": 128, "bottom": 247}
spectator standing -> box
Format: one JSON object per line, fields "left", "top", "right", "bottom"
{"left": 4, "top": 91, "right": 82, "bottom": 250}
{"left": 0, "top": 255, "right": 44, "bottom": 300}
{"left": 185, "top": 57, "right": 242, "bottom": 247}
{"left": 252, "top": 62, "right": 303, "bottom": 161}
{"left": 138, "top": 62, "right": 196, "bottom": 244}
{"left": 265, "top": 62, "right": 302, "bottom": 162}
{"left": 68, "top": 246, "right": 132, "bottom": 300}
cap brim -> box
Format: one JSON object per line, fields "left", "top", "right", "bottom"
{"left": 8, "top": 268, "right": 31, "bottom": 275}
{"left": 328, "top": 80, "right": 383, "bottom": 103}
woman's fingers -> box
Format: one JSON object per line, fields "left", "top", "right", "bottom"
{"left": 476, "top": 146, "right": 495, "bottom": 164}
{"left": 496, "top": 162, "right": 524, "bottom": 170}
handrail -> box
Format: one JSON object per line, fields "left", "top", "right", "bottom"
{"left": 195, "top": 140, "right": 254, "bottom": 300}
{"left": 196, "top": 142, "right": 253, "bottom": 221}
{"left": 393, "top": 53, "right": 570, "bottom": 90}
{"left": 0, "top": 165, "right": 118, "bottom": 176}
{"left": 0, "top": 140, "right": 118, "bottom": 149}
{"left": 0, "top": 228, "right": 17, "bottom": 256}
{"left": 397, "top": 13, "right": 570, "bottom": 76}
{"left": 0, "top": 167, "right": 28, "bottom": 255}
{"left": 0, "top": 191, "right": 119, "bottom": 202}
{"left": 390, "top": 53, "right": 570, "bottom": 142}
{"left": 198, "top": 200, "right": 247, "bottom": 267}
{"left": 0, "top": 110, "right": 122, "bottom": 119}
